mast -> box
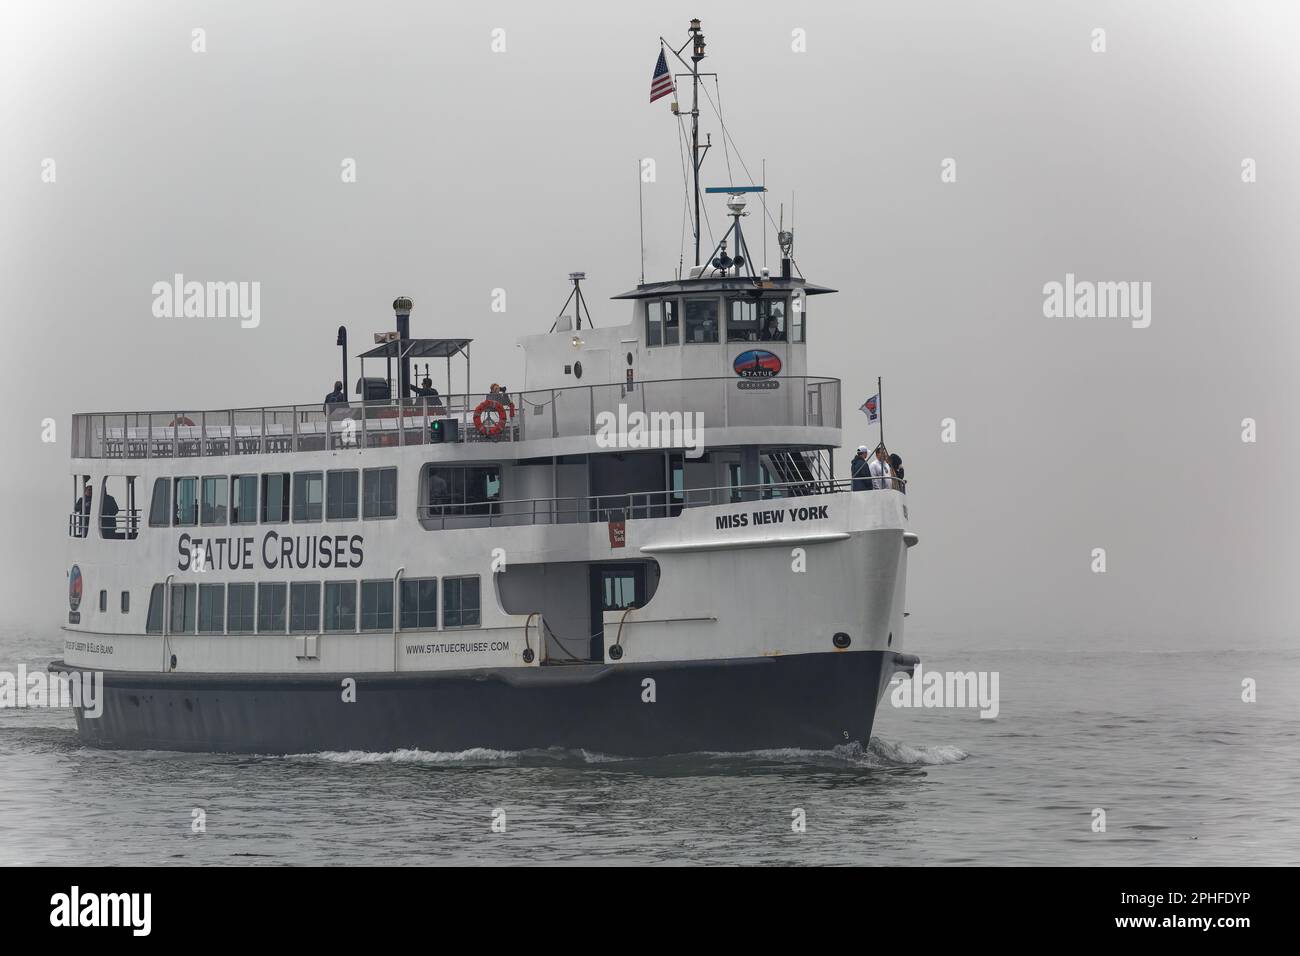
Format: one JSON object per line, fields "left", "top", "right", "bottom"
{"left": 689, "top": 19, "right": 705, "bottom": 267}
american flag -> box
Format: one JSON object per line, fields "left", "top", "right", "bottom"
{"left": 649, "top": 49, "right": 674, "bottom": 103}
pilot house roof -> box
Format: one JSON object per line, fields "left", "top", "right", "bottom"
{"left": 611, "top": 276, "right": 837, "bottom": 301}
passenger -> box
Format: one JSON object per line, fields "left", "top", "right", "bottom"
{"left": 889, "top": 452, "right": 905, "bottom": 493}
{"left": 486, "top": 383, "right": 512, "bottom": 407}
{"left": 73, "top": 484, "right": 93, "bottom": 537}
{"left": 100, "top": 491, "right": 121, "bottom": 539}
{"left": 323, "top": 380, "right": 348, "bottom": 415}
{"left": 851, "top": 445, "right": 872, "bottom": 491}
{"left": 761, "top": 318, "right": 785, "bottom": 342}
{"left": 868, "top": 444, "right": 894, "bottom": 490}
{"left": 409, "top": 377, "right": 442, "bottom": 406}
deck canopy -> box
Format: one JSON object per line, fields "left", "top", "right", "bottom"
{"left": 358, "top": 338, "right": 471, "bottom": 359}
{"left": 358, "top": 338, "right": 473, "bottom": 401}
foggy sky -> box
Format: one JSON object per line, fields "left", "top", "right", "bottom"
{"left": 2, "top": 0, "right": 1298, "bottom": 645}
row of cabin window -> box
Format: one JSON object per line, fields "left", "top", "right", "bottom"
{"left": 148, "top": 468, "right": 397, "bottom": 528}
{"left": 644, "top": 296, "right": 805, "bottom": 347}
{"left": 145, "top": 576, "right": 480, "bottom": 634}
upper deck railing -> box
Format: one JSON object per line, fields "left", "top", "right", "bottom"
{"left": 69, "top": 376, "right": 841, "bottom": 460}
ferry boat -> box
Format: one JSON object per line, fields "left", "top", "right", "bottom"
{"left": 51, "top": 19, "right": 919, "bottom": 755}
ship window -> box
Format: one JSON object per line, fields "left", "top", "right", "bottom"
{"left": 360, "top": 580, "right": 393, "bottom": 631}
{"left": 646, "top": 300, "right": 678, "bottom": 347}
{"left": 98, "top": 590, "right": 107, "bottom": 612}
{"left": 231, "top": 475, "right": 257, "bottom": 525}
{"left": 600, "top": 566, "right": 645, "bottom": 611}
{"left": 121, "top": 590, "right": 129, "bottom": 613}
{"left": 148, "top": 478, "right": 170, "bottom": 527}
{"left": 363, "top": 467, "right": 397, "bottom": 519}
{"left": 257, "top": 582, "right": 287, "bottom": 634}
{"left": 170, "top": 582, "right": 197, "bottom": 634}
{"left": 790, "top": 294, "right": 805, "bottom": 343}
{"left": 684, "top": 298, "right": 719, "bottom": 343}
{"left": 443, "top": 575, "right": 480, "bottom": 628}
{"left": 227, "top": 583, "right": 255, "bottom": 633}
{"left": 198, "top": 583, "right": 225, "bottom": 633}
{"left": 293, "top": 472, "right": 324, "bottom": 522}
{"left": 326, "top": 470, "right": 359, "bottom": 520}
{"left": 262, "top": 473, "right": 289, "bottom": 523}
{"left": 201, "top": 476, "right": 228, "bottom": 525}
{"left": 289, "top": 581, "right": 321, "bottom": 633}
{"left": 425, "top": 466, "right": 501, "bottom": 517}
{"left": 662, "top": 300, "right": 679, "bottom": 344}
{"left": 324, "top": 581, "right": 357, "bottom": 632}
{"left": 146, "top": 584, "right": 164, "bottom": 633}
{"left": 174, "top": 477, "right": 198, "bottom": 526}
{"left": 97, "top": 475, "right": 138, "bottom": 540}
{"left": 645, "top": 303, "right": 661, "bottom": 346}
{"left": 726, "top": 297, "right": 759, "bottom": 341}
{"left": 399, "top": 577, "right": 437, "bottom": 630}
{"left": 762, "top": 298, "right": 787, "bottom": 341}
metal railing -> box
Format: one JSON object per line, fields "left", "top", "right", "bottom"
{"left": 69, "top": 376, "right": 841, "bottom": 460}
{"left": 67, "top": 509, "right": 142, "bottom": 539}
{"left": 415, "top": 474, "right": 904, "bottom": 529}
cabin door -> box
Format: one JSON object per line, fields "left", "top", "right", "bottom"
{"left": 588, "top": 564, "right": 647, "bottom": 662}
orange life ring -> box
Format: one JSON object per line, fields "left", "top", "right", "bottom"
{"left": 473, "top": 399, "right": 507, "bottom": 437}
{"left": 168, "top": 416, "right": 196, "bottom": 427}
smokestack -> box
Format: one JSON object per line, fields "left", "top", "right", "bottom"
{"left": 393, "top": 296, "right": 413, "bottom": 398}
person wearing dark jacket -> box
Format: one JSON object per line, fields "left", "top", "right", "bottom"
{"left": 73, "top": 484, "right": 92, "bottom": 537}
{"left": 323, "top": 381, "right": 347, "bottom": 415}
{"left": 851, "top": 445, "right": 872, "bottom": 491}
{"left": 889, "top": 453, "right": 905, "bottom": 493}
{"left": 409, "top": 377, "right": 442, "bottom": 406}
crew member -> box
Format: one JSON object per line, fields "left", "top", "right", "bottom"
{"left": 409, "top": 377, "right": 442, "bottom": 406}
{"left": 868, "top": 444, "right": 894, "bottom": 490}
{"left": 73, "top": 483, "right": 93, "bottom": 537}
{"left": 323, "top": 380, "right": 347, "bottom": 415}
{"left": 851, "top": 446, "right": 872, "bottom": 491}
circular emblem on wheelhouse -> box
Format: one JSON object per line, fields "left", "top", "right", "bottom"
{"left": 733, "top": 349, "right": 782, "bottom": 378}
{"left": 68, "top": 565, "right": 83, "bottom": 611}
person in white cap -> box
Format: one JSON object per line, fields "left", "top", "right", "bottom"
{"left": 851, "top": 445, "right": 872, "bottom": 491}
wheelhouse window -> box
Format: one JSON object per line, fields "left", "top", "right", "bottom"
{"left": 646, "top": 299, "right": 679, "bottom": 347}
{"left": 198, "top": 583, "right": 225, "bottom": 633}
{"left": 599, "top": 566, "right": 646, "bottom": 611}
{"left": 324, "top": 581, "right": 356, "bottom": 632}
{"left": 146, "top": 584, "right": 164, "bottom": 634}
{"left": 399, "top": 577, "right": 438, "bottom": 630}
{"left": 170, "top": 582, "right": 197, "bottom": 633}
{"left": 174, "top": 477, "right": 198, "bottom": 526}
{"left": 790, "top": 294, "right": 805, "bottom": 343}
{"left": 227, "top": 583, "right": 255, "bottom": 633}
{"left": 201, "top": 476, "right": 228, "bottom": 525}
{"left": 363, "top": 467, "right": 397, "bottom": 519}
{"left": 425, "top": 466, "right": 501, "bottom": 517}
{"left": 262, "top": 473, "right": 290, "bottom": 523}
{"left": 726, "top": 297, "right": 759, "bottom": 341}
{"left": 293, "top": 472, "right": 324, "bottom": 522}
{"left": 684, "top": 297, "right": 719, "bottom": 343}
{"left": 289, "top": 581, "right": 321, "bottom": 633}
{"left": 257, "top": 582, "right": 287, "bottom": 634}
{"left": 443, "top": 575, "right": 480, "bottom": 628}
{"left": 231, "top": 475, "right": 257, "bottom": 525}
{"left": 148, "top": 478, "right": 170, "bottom": 528}
{"left": 326, "top": 470, "right": 359, "bottom": 521}
{"left": 360, "top": 580, "right": 393, "bottom": 631}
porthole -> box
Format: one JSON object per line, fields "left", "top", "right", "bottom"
{"left": 574, "top": 361, "right": 583, "bottom": 380}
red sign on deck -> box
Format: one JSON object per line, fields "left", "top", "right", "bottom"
{"left": 608, "top": 519, "right": 626, "bottom": 548}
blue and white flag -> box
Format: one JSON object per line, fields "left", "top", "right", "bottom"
{"left": 859, "top": 393, "right": 880, "bottom": 424}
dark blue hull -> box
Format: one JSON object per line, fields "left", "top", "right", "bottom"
{"left": 52, "top": 651, "right": 889, "bottom": 756}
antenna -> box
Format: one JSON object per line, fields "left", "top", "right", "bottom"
{"left": 637, "top": 159, "right": 645, "bottom": 285}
